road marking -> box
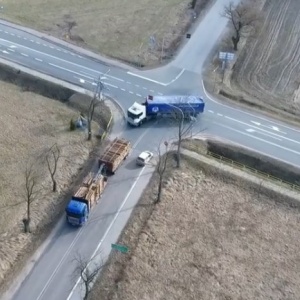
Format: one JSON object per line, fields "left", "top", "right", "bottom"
{"left": 66, "top": 165, "right": 147, "bottom": 300}
{"left": 50, "top": 46, "right": 54, "bottom": 49}
{"left": 30, "top": 39, "right": 34, "bottom": 42}
{"left": 79, "top": 78, "right": 85, "bottom": 83}
{"left": 10, "top": 33, "right": 15, "bottom": 36}
{"left": 2, "top": 50, "right": 9, "bottom": 54}
{"left": 135, "top": 84, "right": 139, "bottom": 87}
{"left": 7, "top": 48, "right": 15, "bottom": 52}
{"left": 158, "top": 92, "right": 163, "bottom": 96}
{"left": 216, "top": 122, "right": 300, "bottom": 156}
{"left": 9, "top": 45, "right": 17, "bottom": 48}
{"left": 246, "top": 128, "right": 282, "bottom": 141}
{"left": 225, "top": 116, "right": 300, "bottom": 146}
{"left": 201, "top": 79, "right": 300, "bottom": 134}
{"left": 143, "top": 87, "right": 147, "bottom": 90}
{"left": 251, "top": 121, "right": 286, "bottom": 134}
{"left": 217, "top": 113, "right": 223, "bottom": 116}
{"left": 34, "top": 58, "right": 43, "bottom": 62}
{"left": 21, "top": 53, "right": 28, "bottom": 57}
{"left": 49, "top": 63, "right": 94, "bottom": 79}
{"left": 208, "top": 110, "right": 214, "bottom": 113}
{"left": 121, "top": 88, "right": 126, "bottom": 91}
{"left": 136, "top": 94, "right": 142, "bottom": 97}
{"left": 36, "top": 41, "right": 40, "bottom": 44}
{"left": 56, "top": 48, "right": 61, "bottom": 51}
{"left": 74, "top": 76, "right": 119, "bottom": 89}
{"left": 43, "top": 44, "right": 48, "bottom": 47}
{"left": 129, "top": 91, "right": 134, "bottom": 94}
{"left": 127, "top": 68, "right": 185, "bottom": 86}
{"left": 17, "top": 35, "right": 21, "bottom": 38}
{"left": 4, "top": 31, "right": 8, "bottom": 34}
{"left": 126, "top": 81, "right": 131, "bottom": 84}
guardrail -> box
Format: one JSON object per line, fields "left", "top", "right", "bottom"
{"left": 207, "top": 151, "right": 300, "bottom": 192}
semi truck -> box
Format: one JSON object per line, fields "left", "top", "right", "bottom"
{"left": 127, "top": 95, "right": 205, "bottom": 127}
{"left": 65, "top": 167, "right": 107, "bottom": 226}
{"left": 98, "top": 138, "right": 131, "bottom": 175}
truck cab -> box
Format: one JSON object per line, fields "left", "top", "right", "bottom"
{"left": 65, "top": 198, "right": 89, "bottom": 226}
{"left": 127, "top": 102, "right": 146, "bottom": 126}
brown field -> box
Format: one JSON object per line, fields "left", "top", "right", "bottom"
{"left": 223, "top": 0, "right": 300, "bottom": 116}
{"left": 92, "top": 152, "right": 300, "bottom": 300}
{"left": 0, "top": 81, "right": 108, "bottom": 288}
{"left": 0, "top": 0, "right": 212, "bottom": 66}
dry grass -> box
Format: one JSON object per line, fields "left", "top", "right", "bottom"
{"left": 0, "top": 81, "right": 101, "bottom": 285}
{"left": 93, "top": 156, "right": 300, "bottom": 300}
{"left": 207, "top": 0, "right": 300, "bottom": 117}
{"left": 0, "top": 0, "right": 212, "bottom": 66}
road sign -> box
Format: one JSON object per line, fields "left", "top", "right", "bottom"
{"left": 219, "top": 52, "right": 235, "bottom": 61}
{"left": 111, "top": 243, "right": 129, "bottom": 253}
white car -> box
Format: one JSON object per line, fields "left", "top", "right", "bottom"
{"left": 136, "top": 151, "right": 153, "bottom": 166}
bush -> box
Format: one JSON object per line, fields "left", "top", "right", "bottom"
{"left": 70, "top": 118, "right": 76, "bottom": 131}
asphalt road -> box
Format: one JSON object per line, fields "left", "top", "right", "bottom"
{"left": 2, "top": 0, "right": 300, "bottom": 299}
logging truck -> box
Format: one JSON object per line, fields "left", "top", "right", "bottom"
{"left": 98, "top": 138, "right": 131, "bottom": 174}
{"left": 65, "top": 167, "right": 107, "bottom": 226}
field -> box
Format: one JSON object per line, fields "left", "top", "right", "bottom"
{"left": 221, "top": 0, "right": 300, "bottom": 116}
{"left": 0, "top": 81, "right": 106, "bottom": 288}
{"left": 92, "top": 152, "right": 300, "bottom": 300}
{"left": 0, "top": 0, "right": 212, "bottom": 66}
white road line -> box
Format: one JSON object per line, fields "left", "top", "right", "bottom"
{"left": 30, "top": 40, "right": 34, "bottom": 42}
{"left": 36, "top": 42, "right": 40, "bottom": 44}
{"left": 43, "top": 44, "right": 47, "bottom": 47}
{"left": 0, "top": 29, "right": 2, "bottom": 32}
{"left": 149, "top": 89, "right": 155, "bottom": 92}
{"left": 208, "top": 110, "right": 214, "bottom": 113}
{"left": 158, "top": 92, "right": 163, "bottom": 96}
{"left": 129, "top": 91, "right": 134, "bottom": 94}
{"left": 21, "top": 53, "right": 28, "bottom": 57}
{"left": 17, "top": 35, "right": 21, "bottom": 38}
{"left": 135, "top": 84, "right": 139, "bottom": 87}
{"left": 74, "top": 76, "right": 119, "bottom": 89}
{"left": 225, "top": 116, "right": 300, "bottom": 146}
{"left": 216, "top": 122, "right": 300, "bottom": 156}
{"left": 121, "top": 88, "right": 126, "bottom": 91}
{"left": 66, "top": 165, "right": 147, "bottom": 300}
{"left": 251, "top": 121, "right": 287, "bottom": 134}
{"left": 56, "top": 48, "right": 61, "bottom": 51}
{"left": 143, "top": 87, "right": 147, "bottom": 90}
{"left": 126, "top": 81, "right": 131, "bottom": 84}
{"left": 79, "top": 78, "right": 85, "bottom": 83}
{"left": 201, "top": 80, "right": 300, "bottom": 134}
{"left": 2, "top": 50, "right": 9, "bottom": 54}
{"left": 0, "top": 37, "right": 125, "bottom": 83}
{"left": 247, "top": 129, "right": 282, "bottom": 141}
{"left": 34, "top": 58, "right": 43, "bottom": 62}
{"left": 217, "top": 113, "right": 223, "bottom": 116}
{"left": 4, "top": 31, "right": 8, "bottom": 34}
{"left": 127, "top": 68, "right": 185, "bottom": 86}
{"left": 136, "top": 94, "right": 142, "bottom": 97}
{"left": 7, "top": 48, "right": 15, "bottom": 52}
{"left": 49, "top": 63, "right": 94, "bottom": 80}
{"left": 10, "top": 33, "right": 15, "bottom": 36}
{"left": 9, "top": 45, "right": 17, "bottom": 48}
{"left": 23, "top": 37, "right": 27, "bottom": 40}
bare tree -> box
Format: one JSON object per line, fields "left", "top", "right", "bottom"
{"left": 155, "top": 141, "right": 172, "bottom": 204}
{"left": 171, "top": 109, "right": 195, "bottom": 168}
{"left": 23, "top": 162, "right": 42, "bottom": 233}
{"left": 222, "top": 1, "right": 261, "bottom": 51}
{"left": 46, "top": 143, "right": 61, "bottom": 192}
{"left": 87, "top": 95, "right": 99, "bottom": 141}
{"left": 73, "top": 253, "right": 103, "bottom": 300}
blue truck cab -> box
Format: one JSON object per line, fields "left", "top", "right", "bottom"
{"left": 65, "top": 197, "right": 90, "bottom": 226}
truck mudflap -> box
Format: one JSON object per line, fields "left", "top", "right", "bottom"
{"left": 67, "top": 216, "right": 82, "bottom": 226}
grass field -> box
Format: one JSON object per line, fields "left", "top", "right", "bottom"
{"left": 210, "top": 0, "right": 300, "bottom": 117}
{"left": 0, "top": 0, "right": 211, "bottom": 66}
{"left": 92, "top": 152, "right": 300, "bottom": 300}
{"left": 0, "top": 81, "right": 106, "bottom": 286}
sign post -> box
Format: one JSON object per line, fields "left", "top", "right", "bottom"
{"left": 111, "top": 243, "right": 129, "bottom": 254}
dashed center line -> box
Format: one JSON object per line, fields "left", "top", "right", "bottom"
{"left": 35, "top": 58, "right": 43, "bottom": 62}
{"left": 129, "top": 91, "right": 134, "bottom": 94}
{"left": 21, "top": 53, "right": 28, "bottom": 57}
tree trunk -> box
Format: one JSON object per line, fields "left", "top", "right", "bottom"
{"left": 176, "top": 137, "right": 182, "bottom": 168}
{"left": 156, "top": 180, "right": 163, "bottom": 204}
{"left": 232, "top": 35, "right": 239, "bottom": 51}
{"left": 52, "top": 179, "right": 57, "bottom": 192}
{"left": 87, "top": 121, "right": 92, "bottom": 141}
{"left": 22, "top": 218, "right": 30, "bottom": 233}
{"left": 191, "top": 0, "right": 197, "bottom": 9}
